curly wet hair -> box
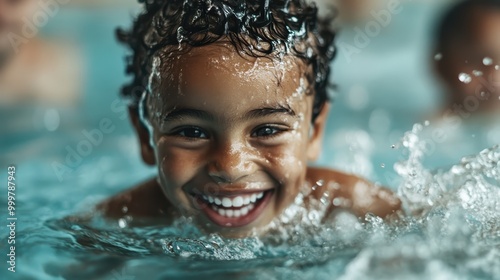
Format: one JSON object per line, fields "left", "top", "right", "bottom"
{"left": 118, "top": 0, "right": 336, "bottom": 121}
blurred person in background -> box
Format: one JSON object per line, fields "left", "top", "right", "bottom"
{"left": 0, "top": 0, "right": 83, "bottom": 164}
{"left": 434, "top": 0, "right": 500, "bottom": 116}
{"left": 0, "top": 0, "right": 82, "bottom": 107}
{"left": 422, "top": 0, "right": 500, "bottom": 168}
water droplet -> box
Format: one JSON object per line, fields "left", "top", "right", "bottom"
{"left": 118, "top": 218, "right": 128, "bottom": 228}
{"left": 308, "top": 210, "right": 321, "bottom": 220}
{"left": 306, "top": 47, "right": 313, "bottom": 58}
{"left": 434, "top": 53, "right": 442, "bottom": 61}
{"left": 424, "top": 120, "right": 430, "bottom": 126}
{"left": 391, "top": 144, "right": 396, "bottom": 149}
{"left": 316, "top": 180, "right": 324, "bottom": 187}
{"left": 472, "top": 70, "right": 483, "bottom": 77}
{"left": 458, "top": 73, "right": 472, "bottom": 84}
{"left": 380, "top": 163, "right": 385, "bottom": 168}
{"left": 332, "top": 197, "right": 343, "bottom": 206}
{"left": 496, "top": 65, "right": 500, "bottom": 70}
{"left": 122, "top": 206, "right": 128, "bottom": 213}
{"left": 483, "top": 57, "right": 493, "bottom": 66}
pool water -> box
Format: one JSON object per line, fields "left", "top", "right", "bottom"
{"left": 2, "top": 123, "right": 500, "bottom": 279}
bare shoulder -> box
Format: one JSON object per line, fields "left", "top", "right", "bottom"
{"left": 96, "top": 179, "right": 173, "bottom": 219}
{"left": 306, "top": 167, "right": 402, "bottom": 218}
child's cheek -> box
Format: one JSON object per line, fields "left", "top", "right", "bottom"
{"left": 265, "top": 143, "right": 306, "bottom": 184}
{"left": 155, "top": 142, "right": 200, "bottom": 207}
{"left": 265, "top": 149, "right": 306, "bottom": 213}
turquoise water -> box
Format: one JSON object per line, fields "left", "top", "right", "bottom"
{"left": 2, "top": 3, "right": 500, "bottom": 280}
{"left": 2, "top": 125, "right": 500, "bottom": 279}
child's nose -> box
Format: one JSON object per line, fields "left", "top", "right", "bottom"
{"left": 207, "top": 142, "right": 257, "bottom": 184}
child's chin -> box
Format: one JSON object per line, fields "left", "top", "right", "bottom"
{"left": 193, "top": 189, "right": 275, "bottom": 235}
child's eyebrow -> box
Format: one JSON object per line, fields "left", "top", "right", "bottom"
{"left": 162, "top": 108, "right": 215, "bottom": 122}
{"left": 244, "top": 105, "right": 297, "bottom": 119}
{"left": 161, "top": 105, "right": 296, "bottom": 122}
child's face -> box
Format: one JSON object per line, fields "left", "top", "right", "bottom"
{"left": 135, "top": 44, "right": 327, "bottom": 237}
{"left": 438, "top": 10, "right": 500, "bottom": 101}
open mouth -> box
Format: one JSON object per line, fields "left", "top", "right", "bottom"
{"left": 192, "top": 189, "right": 274, "bottom": 228}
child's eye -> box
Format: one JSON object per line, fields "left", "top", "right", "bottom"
{"left": 252, "top": 126, "right": 285, "bottom": 138}
{"left": 174, "top": 127, "right": 209, "bottom": 139}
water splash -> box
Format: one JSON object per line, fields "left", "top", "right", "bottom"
{"left": 458, "top": 73, "right": 472, "bottom": 84}
{"left": 335, "top": 123, "right": 500, "bottom": 279}
{"left": 396, "top": 124, "right": 500, "bottom": 219}
{"left": 483, "top": 57, "right": 493, "bottom": 66}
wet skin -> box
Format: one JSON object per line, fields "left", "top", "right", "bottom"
{"left": 98, "top": 43, "right": 401, "bottom": 237}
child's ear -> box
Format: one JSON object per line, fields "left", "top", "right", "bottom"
{"left": 307, "top": 102, "right": 330, "bottom": 161}
{"left": 128, "top": 107, "right": 156, "bottom": 166}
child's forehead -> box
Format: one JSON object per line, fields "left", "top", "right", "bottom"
{"left": 455, "top": 12, "right": 500, "bottom": 53}
{"left": 153, "top": 43, "right": 311, "bottom": 92}
{"left": 147, "top": 43, "right": 313, "bottom": 108}
{"left": 474, "top": 12, "right": 500, "bottom": 37}
{"left": 442, "top": 11, "right": 500, "bottom": 55}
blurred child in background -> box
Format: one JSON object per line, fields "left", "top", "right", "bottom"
{"left": 434, "top": 0, "right": 500, "bottom": 116}
{"left": 0, "top": 0, "right": 82, "bottom": 106}
{"left": 424, "top": 0, "right": 500, "bottom": 168}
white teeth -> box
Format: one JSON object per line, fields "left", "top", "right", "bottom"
{"left": 214, "top": 197, "right": 222, "bottom": 205}
{"left": 218, "top": 208, "right": 225, "bottom": 216}
{"left": 212, "top": 203, "right": 254, "bottom": 218}
{"left": 200, "top": 191, "right": 267, "bottom": 215}
{"left": 222, "top": 197, "right": 232, "bottom": 207}
{"left": 232, "top": 196, "right": 243, "bottom": 207}
{"left": 233, "top": 209, "right": 241, "bottom": 218}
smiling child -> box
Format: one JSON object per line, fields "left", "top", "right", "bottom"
{"left": 97, "top": 0, "right": 401, "bottom": 237}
